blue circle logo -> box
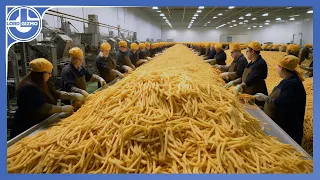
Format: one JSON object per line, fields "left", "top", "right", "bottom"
{"left": 6, "top": 6, "right": 42, "bottom": 42}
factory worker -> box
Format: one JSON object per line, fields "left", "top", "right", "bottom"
{"left": 299, "top": 44, "right": 312, "bottom": 65}
{"left": 203, "top": 43, "right": 216, "bottom": 60}
{"left": 229, "top": 41, "right": 268, "bottom": 106}
{"left": 198, "top": 43, "right": 207, "bottom": 56}
{"left": 129, "top": 43, "right": 148, "bottom": 67}
{"left": 116, "top": 40, "right": 136, "bottom": 73}
{"left": 149, "top": 43, "right": 158, "bottom": 58}
{"left": 137, "top": 43, "right": 153, "bottom": 61}
{"left": 254, "top": 55, "right": 306, "bottom": 145}
{"left": 202, "top": 43, "right": 211, "bottom": 59}
{"left": 145, "top": 42, "right": 151, "bottom": 57}
{"left": 286, "top": 44, "right": 300, "bottom": 57}
{"left": 61, "top": 47, "right": 107, "bottom": 98}
{"left": 96, "top": 43, "right": 124, "bottom": 86}
{"left": 214, "top": 43, "right": 248, "bottom": 82}
{"left": 205, "top": 43, "right": 227, "bottom": 65}
{"left": 10, "top": 58, "right": 84, "bottom": 138}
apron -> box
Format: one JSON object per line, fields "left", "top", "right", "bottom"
{"left": 263, "top": 87, "right": 281, "bottom": 120}
{"left": 124, "top": 55, "right": 135, "bottom": 69}
{"left": 99, "top": 58, "right": 117, "bottom": 83}
{"left": 227, "top": 62, "right": 238, "bottom": 81}
{"left": 241, "top": 67, "right": 267, "bottom": 95}
{"left": 75, "top": 76, "right": 87, "bottom": 91}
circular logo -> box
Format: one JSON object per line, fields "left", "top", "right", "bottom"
{"left": 7, "top": 6, "right": 42, "bottom": 41}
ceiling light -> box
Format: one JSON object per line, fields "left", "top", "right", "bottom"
{"left": 160, "top": 13, "right": 164, "bottom": 16}
{"left": 262, "top": 13, "right": 268, "bottom": 16}
{"left": 307, "top": 10, "right": 313, "bottom": 13}
{"left": 199, "top": 6, "right": 204, "bottom": 9}
{"left": 163, "top": 17, "right": 167, "bottom": 19}
{"left": 265, "top": 20, "right": 270, "bottom": 22}
{"left": 230, "top": 26, "right": 233, "bottom": 27}
{"left": 252, "top": 17, "right": 257, "bottom": 20}
{"left": 239, "top": 16, "right": 244, "bottom": 19}
{"left": 248, "top": 27, "right": 251, "bottom": 29}
{"left": 228, "top": 6, "right": 235, "bottom": 9}
{"left": 152, "top": 6, "right": 158, "bottom": 10}
{"left": 157, "top": 10, "right": 161, "bottom": 13}
{"left": 190, "top": 21, "right": 193, "bottom": 24}
{"left": 218, "top": 13, "right": 223, "bottom": 16}
{"left": 204, "top": 24, "right": 207, "bottom": 26}
{"left": 227, "top": 22, "right": 231, "bottom": 24}
{"left": 192, "top": 17, "right": 196, "bottom": 19}
{"left": 216, "top": 27, "right": 219, "bottom": 29}
{"left": 246, "top": 13, "right": 251, "bottom": 16}
{"left": 253, "top": 26, "right": 257, "bottom": 28}
{"left": 165, "top": 19, "right": 169, "bottom": 22}
{"left": 289, "top": 18, "right": 295, "bottom": 20}
{"left": 259, "top": 25, "right": 263, "bottom": 27}
{"left": 232, "top": 20, "right": 236, "bottom": 22}
{"left": 222, "top": 24, "right": 226, "bottom": 25}
{"left": 194, "top": 13, "right": 199, "bottom": 17}
{"left": 233, "top": 24, "right": 237, "bottom": 26}
{"left": 207, "top": 21, "right": 211, "bottom": 23}
{"left": 197, "top": 10, "right": 202, "bottom": 13}
{"left": 239, "top": 22, "right": 244, "bottom": 24}
{"left": 286, "top": 7, "right": 292, "bottom": 9}
{"left": 213, "top": 16, "right": 217, "bottom": 19}
{"left": 188, "top": 27, "right": 190, "bottom": 29}
{"left": 191, "top": 20, "right": 194, "bottom": 22}
{"left": 244, "top": 20, "right": 248, "bottom": 22}
{"left": 275, "top": 18, "right": 281, "bottom": 21}
{"left": 265, "top": 23, "right": 270, "bottom": 25}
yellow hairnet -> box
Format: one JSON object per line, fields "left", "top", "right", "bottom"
{"left": 248, "top": 41, "right": 261, "bottom": 51}
{"left": 29, "top": 58, "right": 53, "bottom": 73}
{"left": 139, "top": 43, "right": 146, "bottom": 49}
{"left": 214, "top": 43, "right": 222, "bottom": 50}
{"left": 230, "top": 43, "right": 241, "bottom": 51}
{"left": 287, "top": 44, "right": 299, "bottom": 55}
{"left": 151, "top": 43, "right": 157, "bottom": 49}
{"left": 130, "top": 43, "right": 139, "bottom": 50}
{"left": 304, "top": 44, "right": 312, "bottom": 48}
{"left": 205, "top": 43, "right": 210, "bottom": 48}
{"left": 69, "top": 47, "right": 84, "bottom": 59}
{"left": 100, "top": 43, "right": 111, "bottom": 51}
{"left": 145, "top": 42, "right": 150, "bottom": 47}
{"left": 118, "top": 41, "right": 127, "bottom": 47}
{"left": 279, "top": 55, "right": 304, "bottom": 81}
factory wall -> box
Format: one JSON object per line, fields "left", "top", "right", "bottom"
{"left": 43, "top": 7, "right": 161, "bottom": 41}
{"left": 161, "top": 18, "right": 313, "bottom": 44}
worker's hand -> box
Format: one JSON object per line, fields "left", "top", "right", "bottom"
{"left": 147, "top": 57, "right": 153, "bottom": 61}
{"left": 224, "top": 81, "right": 234, "bottom": 89}
{"left": 234, "top": 85, "right": 243, "bottom": 95}
{"left": 80, "top": 90, "right": 89, "bottom": 98}
{"left": 213, "top": 64, "right": 221, "bottom": 69}
{"left": 123, "top": 65, "right": 133, "bottom": 72}
{"left": 99, "top": 78, "right": 108, "bottom": 88}
{"left": 142, "top": 60, "right": 148, "bottom": 63}
{"left": 220, "top": 72, "right": 230, "bottom": 81}
{"left": 254, "top": 93, "right": 268, "bottom": 101}
{"left": 69, "top": 92, "right": 85, "bottom": 101}
{"left": 61, "top": 105, "right": 74, "bottom": 115}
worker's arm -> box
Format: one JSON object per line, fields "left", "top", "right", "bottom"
{"left": 90, "top": 74, "right": 108, "bottom": 87}
{"left": 56, "top": 90, "right": 85, "bottom": 101}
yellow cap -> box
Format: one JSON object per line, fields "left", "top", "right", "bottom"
{"left": 118, "top": 41, "right": 127, "bottom": 48}
{"left": 205, "top": 43, "right": 210, "bottom": 48}
{"left": 248, "top": 41, "right": 261, "bottom": 51}
{"left": 130, "top": 43, "right": 139, "bottom": 50}
{"left": 214, "top": 43, "right": 222, "bottom": 50}
{"left": 210, "top": 42, "right": 215, "bottom": 47}
{"left": 230, "top": 43, "right": 241, "bottom": 51}
{"left": 304, "top": 44, "right": 312, "bottom": 48}
{"left": 69, "top": 47, "right": 84, "bottom": 59}
{"left": 278, "top": 55, "right": 300, "bottom": 71}
{"left": 151, "top": 43, "right": 157, "bottom": 49}
{"left": 29, "top": 58, "right": 53, "bottom": 73}
{"left": 100, "top": 43, "right": 111, "bottom": 51}
{"left": 145, "top": 42, "right": 150, "bottom": 47}
{"left": 287, "top": 44, "right": 299, "bottom": 55}
{"left": 138, "top": 43, "right": 146, "bottom": 49}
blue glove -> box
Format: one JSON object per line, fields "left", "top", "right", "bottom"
{"left": 254, "top": 93, "right": 268, "bottom": 101}
{"left": 224, "top": 81, "right": 234, "bottom": 88}
{"left": 234, "top": 85, "right": 243, "bottom": 95}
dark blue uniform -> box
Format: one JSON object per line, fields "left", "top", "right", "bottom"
{"left": 11, "top": 80, "right": 59, "bottom": 138}
{"left": 264, "top": 74, "right": 306, "bottom": 144}
{"left": 138, "top": 50, "right": 147, "bottom": 60}
{"left": 245, "top": 56, "right": 268, "bottom": 89}
{"left": 215, "top": 50, "right": 227, "bottom": 65}
{"left": 116, "top": 51, "right": 134, "bottom": 73}
{"left": 128, "top": 50, "right": 140, "bottom": 67}
{"left": 61, "top": 63, "right": 92, "bottom": 92}
{"left": 207, "top": 49, "right": 216, "bottom": 59}
{"left": 232, "top": 54, "right": 248, "bottom": 77}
